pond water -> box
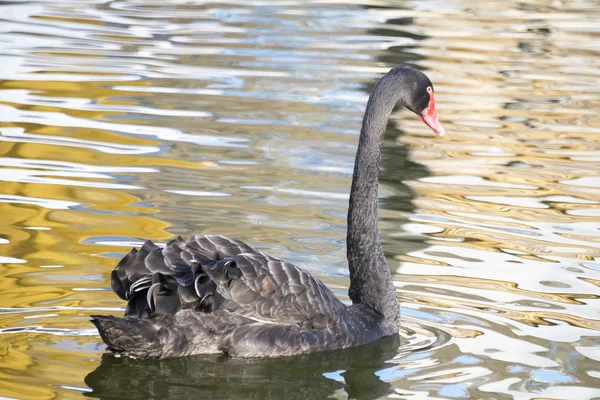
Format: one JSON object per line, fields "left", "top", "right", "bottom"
{"left": 1, "top": 0, "right": 599, "bottom": 399}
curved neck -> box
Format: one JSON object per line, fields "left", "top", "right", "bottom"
{"left": 347, "top": 71, "right": 406, "bottom": 325}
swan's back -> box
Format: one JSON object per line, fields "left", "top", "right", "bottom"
{"left": 92, "top": 235, "right": 394, "bottom": 358}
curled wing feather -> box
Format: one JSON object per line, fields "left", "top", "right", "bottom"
{"left": 111, "top": 235, "right": 346, "bottom": 329}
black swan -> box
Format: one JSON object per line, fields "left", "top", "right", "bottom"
{"left": 91, "top": 66, "right": 445, "bottom": 359}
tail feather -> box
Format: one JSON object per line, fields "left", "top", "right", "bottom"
{"left": 91, "top": 315, "right": 162, "bottom": 358}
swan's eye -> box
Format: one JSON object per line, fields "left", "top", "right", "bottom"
{"left": 426, "top": 86, "right": 432, "bottom": 94}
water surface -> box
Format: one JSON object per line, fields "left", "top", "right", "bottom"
{"left": 0, "top": 0, "right": 599, "bottom": 399}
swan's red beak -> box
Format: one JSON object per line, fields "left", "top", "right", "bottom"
{"left": 419, "top": 91, "right": 445, "bottom": 137}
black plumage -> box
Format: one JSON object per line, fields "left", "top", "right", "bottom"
{"left": 92, "top": 66, "right": 444, "bottom": 358}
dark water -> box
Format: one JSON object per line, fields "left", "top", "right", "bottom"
{"left": 0, "top": 0, "right": 599, "bottom": 399}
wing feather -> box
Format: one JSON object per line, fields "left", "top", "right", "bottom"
{"left": 109, "top": 235, "right": 347, "bottom": 329}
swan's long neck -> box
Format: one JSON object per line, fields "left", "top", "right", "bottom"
{"left": 347, "top": 72, "right": 405, "bottom": 325}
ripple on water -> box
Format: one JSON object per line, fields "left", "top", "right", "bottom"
{"left": 0, "top": 0, "right": 600, "bottom": 399}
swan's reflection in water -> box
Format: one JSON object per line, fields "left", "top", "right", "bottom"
{"left": 85, "top": 335, "right": 399, "bottom": 400}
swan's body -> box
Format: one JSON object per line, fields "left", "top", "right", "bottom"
{"left": 92, "top": 66, "right": 444, "bottom": 358}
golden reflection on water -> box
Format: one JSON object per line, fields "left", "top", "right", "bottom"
{"left": 0, "top": 0, "right": 599, "bottom": 398}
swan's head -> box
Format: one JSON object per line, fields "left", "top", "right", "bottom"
{"left": 398, "top": 67, "right": 445, "bottom": 137}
